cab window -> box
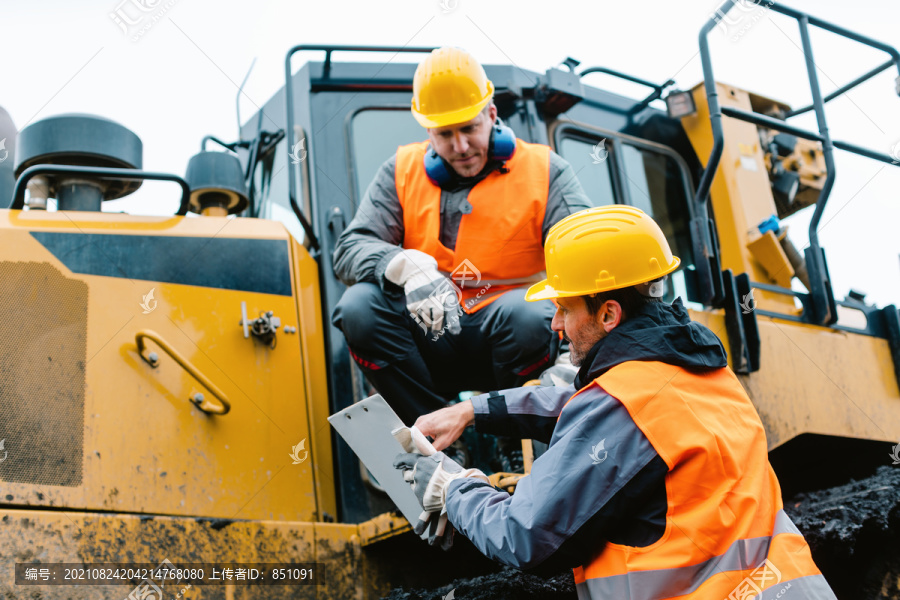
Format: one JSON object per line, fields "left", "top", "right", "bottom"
{"left": 557, "top": 129, "right": 697, "bottom": 305}
{"left": 557, "top": 136, "right": 615, "bottom": 207}
{"left": 350, "top": 108, "right": 423, "bottom": 203}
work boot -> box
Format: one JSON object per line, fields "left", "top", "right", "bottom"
{"left": 491, "top": 437, "right": 524, "bottom": 474}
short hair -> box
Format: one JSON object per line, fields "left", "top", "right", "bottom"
{"left": 583, "top": 286, "right": 661, "bottom": 322}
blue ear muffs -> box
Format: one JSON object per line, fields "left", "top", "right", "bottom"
{"left": 424, "top": 146, "right": 454, "bottom": 187}
{"left": 491, "top": 121, "right": 516, "bottom": 162}
{"left": 423, "top": 120, "right": 517, "bottom": 186}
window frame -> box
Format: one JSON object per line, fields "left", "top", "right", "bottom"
{"left": 550, "top": 120, "right": 702, "bottom": 307}
{"left": 550, "top": 120, "right": 697, "bottom": 222}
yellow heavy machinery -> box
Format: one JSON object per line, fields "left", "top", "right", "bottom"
{"left": 1, "top": 1, "right": 899, "bottom": 598}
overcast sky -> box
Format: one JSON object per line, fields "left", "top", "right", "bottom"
{"left": 2, "top": 0, "right": 899, "bottom": 308}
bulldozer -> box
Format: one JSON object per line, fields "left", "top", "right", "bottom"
{"left": 1, "top": 1, "right": 899, "bottom": 598}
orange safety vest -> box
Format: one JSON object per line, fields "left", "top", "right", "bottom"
{"left": 570, "top": 360, "right": 830, "bottom": 600}
{"left": 395, "top": 140, "right": 549, "bottom": 313}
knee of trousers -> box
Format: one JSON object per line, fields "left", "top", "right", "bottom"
{"left": 332, "top": 283, "right": 391, "bottom": 349}
{"left": 492, "top": 298, "right": 555, "bottom": 349}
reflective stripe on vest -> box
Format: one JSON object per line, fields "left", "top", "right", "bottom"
{"left": 570, "top": 360, "right": 831, "bottom": 600}
{"left": 395, "top": 140, "right": 550, "bottom": 313}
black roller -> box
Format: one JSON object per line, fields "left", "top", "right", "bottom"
{"left": 15, "top": 113, "right": 143, "bottom": 201}
{"left": 185, "top": 151, "right": 248, "bottom": 215}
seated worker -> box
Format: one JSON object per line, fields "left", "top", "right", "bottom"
{"left": 396, "top": 206, "right": 836, "bottom": 599}
{"left": 332, "top": 47, "right": 590, "bottom": 426}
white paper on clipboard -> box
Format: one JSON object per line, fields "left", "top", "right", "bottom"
{"left": 327, "top": 394, "right": 423, "bottom": 525}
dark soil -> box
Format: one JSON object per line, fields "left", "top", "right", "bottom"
{"left": 785, "top": 465, "right": 900, "bottom": 599}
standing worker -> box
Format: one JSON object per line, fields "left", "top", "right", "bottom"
{"left": 395, "top": 205, "right": 836, "bottom": 599}
{"left": 332, "top": 47, "right": 591, "bottom": 426}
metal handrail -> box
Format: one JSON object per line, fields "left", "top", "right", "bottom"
{"left": 10, "top": 164, "right": 191, "bottom": 215}
{"left": 283, "top": 45, "right": 437, "bottom": 254}
{"left": 697, "top": 0, "right": 900, "bottom": 325}
{"left": 136, "top": 330, "right": 232, "bottom": 416}
{"left": 578, "top": 66, "right": 675, "bottom": 112}
{"left": 785, "top": 59, "right": 895, "bottom": 118}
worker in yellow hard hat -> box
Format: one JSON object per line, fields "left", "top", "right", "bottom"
{"left": 399, "top": 206, "right": 835, "bottom": 598}
{"left": 332, "top": 47, "right": 590, "bottom": 435}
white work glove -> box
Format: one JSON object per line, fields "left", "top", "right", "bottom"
{"left": 391, "top": 426, "right": 488, "bottom": 549}
{"left": 385, "top": 249, "right": 462, "bottom": 336}
{"left": 393, "top": 450, "right": 489, "bottom": 512}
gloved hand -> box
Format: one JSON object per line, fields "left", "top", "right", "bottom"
{"left": 384, "top": 249, "right": 462, "bottom": 336}
{"left": 393, "top": 451, "right": 489, "bottom": 513}
{"left": 391, "top": 426, "right": 487, "bottom": 550}
{"left": 392, "top": 424, "right": 438, "bottom": 456}
{"left": 392, "top": 425, "right": 464, "bottom": 550}
{"left": 413, "top": 508, "right": 454, "bottom": 550}
{"left": 487, "top": 471, "right": 525, "bottom": 493}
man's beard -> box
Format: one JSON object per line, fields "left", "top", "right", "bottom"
{"left": 564, "top": 333, "right": 584, "bottom": 366}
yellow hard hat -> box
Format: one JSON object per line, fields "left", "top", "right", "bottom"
{"left": 411, "top": 47, "right": 494, "bottom": 128}
{"left": 525, "top": 205, "right": 681, "bottom": 301}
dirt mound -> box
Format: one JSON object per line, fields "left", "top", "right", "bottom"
{"left": 786, "top": 465, "right": 900, "bottom": 599}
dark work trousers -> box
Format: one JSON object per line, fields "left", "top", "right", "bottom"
{"left": 332, "top": 283, "right": 557, "bottom": 426}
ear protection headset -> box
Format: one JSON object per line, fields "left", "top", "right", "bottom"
{"left": 424, "top": 120, "right": 516, "bottom": 187}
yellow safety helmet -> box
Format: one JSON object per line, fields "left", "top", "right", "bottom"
{"left": 525, "top": 205, "right": 681, "bottom": 301}
{"left": 411, "top": 47, "right": 495, "bottom": 128}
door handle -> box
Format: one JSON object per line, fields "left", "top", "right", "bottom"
{"left": 136, "top": 329, "right": 232, "bottom": 415}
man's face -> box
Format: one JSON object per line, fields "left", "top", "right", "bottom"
{"left": 427, "top": 104, "right": 497, "bottom": 178}
{"left": 551, "top": 296, "right": 621, "bottom": 367}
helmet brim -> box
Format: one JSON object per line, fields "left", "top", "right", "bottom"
{"left": 411, "top": 82, "right": 494, "bottom": 129}
{"left": 524, "top": 280, "right": 558, "bottom": 302}
{"left": 524, "top": 257, "right": 682, "bottom": 302}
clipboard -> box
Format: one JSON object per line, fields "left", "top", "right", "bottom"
{"left": 327, "top": 394, "right": 423, "bottom": 524}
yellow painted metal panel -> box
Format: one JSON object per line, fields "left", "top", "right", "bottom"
{"left": 290, "top": 236, "right": 338, "bottom": 523}
{"left": 689, "top": 310, "right": 900, "bottom": 449}
{"left": 0, "top": 211, "right": 319, "bottom": 522}
{"left": 0, "top": 508, "right": 373, "bottom": 599}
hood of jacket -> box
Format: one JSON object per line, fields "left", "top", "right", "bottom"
{"left": 574, "top": 297, "right": 728, "bottom": 389}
